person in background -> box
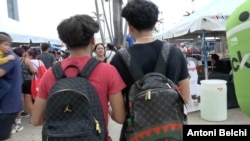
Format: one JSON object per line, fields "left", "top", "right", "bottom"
{"left": 62, "top": 50, "right": 70, "bottom": 60}
{"left": 105, "top": 43, "right": 116, "bottom": 61}
{"left": 26, "top": 50, "right": 46, "bottom": 72}
{"left": 94, "top": 43, "right": 110, "bottom": 63}
{"left": 38, "top": 43, "right": 56, "bottom": 69}
{"left": 110, "top": 1, "right": 190, "bottom": 140}
{"left": 210, "top": 53, "right": 227, "bottom": 73}
{"left": 32, "top": 14, "right": 125, "bottom": 141}
{"left": 26, "top": 50, "right": 46, "bottom": 113}
{"left": 0, "top": 34, "right": 15, "bottom": 100}
{"left": 179, "top": 42, "right": 188, "bottom": 57}
{"left": 13, "top": 47, "right": 36, "bottom": 133}
{"left": 0, "top": 32, "right": 23, "bottom": 141}
{"left": 57, "top": 51, "right": 63, "bottom": 62}
{"left": 126, "top": 34, "right": 134, "bottom": 47}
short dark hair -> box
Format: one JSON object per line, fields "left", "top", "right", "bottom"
{"left": 41, "top": 43, "right": 50, "bottom": 52}
{"left": 94, "top": 43, "right": 105, "bottom": 51}
{"left": 57, "top": 14, "right": 99, "bottom": 49}
{"left": 211, "top": 54, "right": 220, "bottom": 61}
{"left": 27, "top": 50, "right": 36, "bottom": 59}
{"left": 122, "top": 0, "right": 159, "bottom": 31}
{"left": 13, "top": 47, "right": 25, "bottom": 57}
{"left": 107, "top": 43, "right": 115, "bottom": 51}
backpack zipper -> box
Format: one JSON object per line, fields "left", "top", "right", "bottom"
{"left": 145, "top": 89, "right": 151, "bottom": 100}
{"left": 136, "top": 83, "right": 173, "bottom": 100}
{"left": 136, "top": 88, "right": 163, "bottom": 100}
{"left": 166, "top": 83, "right": 172, "bottom": 88}
{"left": 94, "top": 117, "right": 101, "bottom": 134}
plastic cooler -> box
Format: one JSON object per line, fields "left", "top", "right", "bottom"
{"left": 200, "top": 79, "right": 227, "bottom": 121}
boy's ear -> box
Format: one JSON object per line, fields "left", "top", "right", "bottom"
{"left": 90, "top": 36, "right": 95, "bottom": 45}
{"left": 128, "top": 24, "right": 134, "bottom": 33}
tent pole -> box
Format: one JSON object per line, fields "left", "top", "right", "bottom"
{"left": 202, "top": 30, "right": 208, "bottom": 80}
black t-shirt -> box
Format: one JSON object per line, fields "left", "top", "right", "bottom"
{"left": 214, "top": 60, "right": 228, "bottom": 73}
{"left": 110, "top": 40, "right": 189, "bottom": 141}
{"left": 111, "top": 40, "right": 189, "bottom": 94}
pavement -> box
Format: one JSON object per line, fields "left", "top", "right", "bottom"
{"left": 12, "top": 108, "right": 250, "bottom": 141}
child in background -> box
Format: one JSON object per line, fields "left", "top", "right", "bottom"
{"left": 0, "top": 34, "right": 15, "bottom": 100}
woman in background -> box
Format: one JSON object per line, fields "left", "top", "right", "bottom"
{"left": 13, "top": 47, "right": 36, "bottom": 129}
{"left": 93, "top": 43, "right": 110, "bottom": 63}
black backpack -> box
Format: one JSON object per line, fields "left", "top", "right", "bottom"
{"left": 21, "top": 58, "right": 32, "bottom": 83}
{"left": 118, "top": 42, "right": 186, "bottom": 141}
{"left": 42, "top": 58, "right": 106, "bottom": 141}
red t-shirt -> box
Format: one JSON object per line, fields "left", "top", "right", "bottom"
{"left": 37, "top": 56, "right": 126, "bottom": 141}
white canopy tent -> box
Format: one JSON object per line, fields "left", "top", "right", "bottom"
{"left": 0, "top": 16, "right": 62, "bottom": 45}
{"left": 155, "top": 0, "right": 246, "bottom": 79}
{"left": 155, "top": 0, "right": 246, "bottom": 40}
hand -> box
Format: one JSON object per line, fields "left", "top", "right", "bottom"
{"left": 6, "top": 55, "right": 15, "bottom": 60}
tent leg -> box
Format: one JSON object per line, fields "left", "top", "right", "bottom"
{"left": 202, "top": 30, "right": 208, "bottom": 80}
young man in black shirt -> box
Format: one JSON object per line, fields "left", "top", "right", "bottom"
{"left": 110, "top": 0, "right": 190, "bottom": 140}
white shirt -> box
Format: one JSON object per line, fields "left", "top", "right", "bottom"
{"left": 31, "top": 59, "right": 45, "bottom": 79}
{"left": 105, "top": 50, "right": 116, "bottom": 60}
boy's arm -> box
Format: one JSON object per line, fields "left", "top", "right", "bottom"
{"left": 0, "top": 55, "right": 15, "bottom": 65}
{"left": 0, "top": 57, "right": 9, "bottom": 65}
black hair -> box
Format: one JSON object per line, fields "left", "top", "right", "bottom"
{"left": 121, "top": 0, "right": 159, "bottom": 31}
{"left": 106, "top": 43, "right": 115, "bottom": 51}
{"left": 21, "top": 44, "right": 30, "bottom": 51}
{"left": 94, "top": 43, "right": 105, "bottom": 51}
{"left": 13, "top": 47, "right": 25, "bottom": 57}
{"left": 93, "top": 43, "right": 106, "bottom": 56}
{"left": 27, "top": 50, "right": 36, "bottom": 59}
{"left": 57, "top": 14, "right": 99, "bottom": 49}
{"left": 41, "top": 43, "right": 50, "bottom": 52}
{"left": 62, "top": 51, "right": 70, "bottom": 59}
{"left": 211, "top": 54, "right": 220, "bottom": 61}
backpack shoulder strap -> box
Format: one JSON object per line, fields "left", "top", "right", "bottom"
{"left": 52, "top": 62, "right": 65, "bottom": 80}
{"left": 118, "top": 48, "right": 144, "bottom": 81}
{"left": 52, "top": 58, "right": 101, "bottom": 80}
{"left": 154, "top": 41, "right": 171, "bottom": 74}
{"left": 79, "top": 58, "right": 101, "bottom": 79}
{"left": 118, "top": 42, "right": 171, "bottom": 80}
{"left": 103, "top": 57, "right": 108, "bottom": 63}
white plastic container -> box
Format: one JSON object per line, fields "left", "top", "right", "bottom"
{"left": 200, "top": 79, "right": 227, "bottom": 121}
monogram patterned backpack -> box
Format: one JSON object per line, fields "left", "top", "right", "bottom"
{"left": 118, "top": 42, "right": 186, "bottom": 141}
{"left": 42, "top": 58, "right": 106, "bottom": 141}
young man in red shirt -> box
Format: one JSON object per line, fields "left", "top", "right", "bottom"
{"left": 32, "top": 14, "right": 126, "bottom": 141}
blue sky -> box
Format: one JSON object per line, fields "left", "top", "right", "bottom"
{"left": 17, "top": 0, "right": 214, "bottom": 39}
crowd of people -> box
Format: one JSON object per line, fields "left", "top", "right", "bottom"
{"left": 0, "top": 1, "right": 190, "bottom": 141}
